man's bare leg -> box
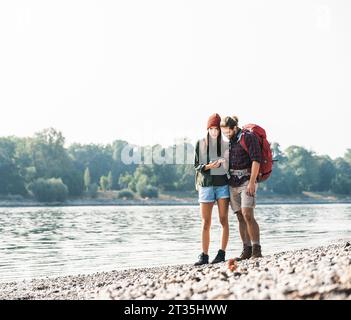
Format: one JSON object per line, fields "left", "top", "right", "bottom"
{"left": 241, "top": 208, "right": 260, "bottom": 243}
{"left": 236, "top": 209, "right": 251, "bottom": 245}
{"left": 242, "top": 207, "right": 262, "bottom": 258}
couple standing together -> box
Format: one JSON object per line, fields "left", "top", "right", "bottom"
{"left": 194, "top": 113, "right": 263, "bottom": 266}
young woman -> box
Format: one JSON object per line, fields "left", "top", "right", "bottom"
{"left": 194, "top": 113, "right": 230, "bottom": 266}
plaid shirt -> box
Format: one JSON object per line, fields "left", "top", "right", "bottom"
{"left": 229, "top": 129, "right": 262, "bottom": 187}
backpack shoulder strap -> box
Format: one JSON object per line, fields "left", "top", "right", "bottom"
{"left": 239, "top": 131, "right": 249, "bottom": 154}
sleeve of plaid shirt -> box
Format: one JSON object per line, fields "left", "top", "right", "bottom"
{"left": 244, "top": 133, "right": 262, "bottom": 163}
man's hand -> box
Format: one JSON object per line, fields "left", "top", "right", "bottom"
{"left": 246, "top": 181, "right": 256, "bottom": 196}
{"left": 247, "top": 161, "right": 260, "bottom": 195}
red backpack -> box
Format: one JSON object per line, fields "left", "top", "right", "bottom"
{"left": 240, "top": 124, "right": 273, "bottom": 183}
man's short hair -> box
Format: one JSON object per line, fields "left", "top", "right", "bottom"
{"left": 220, "top": 116, "right": 238, "bottom": 129}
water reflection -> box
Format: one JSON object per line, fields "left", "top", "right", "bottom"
{"left": 0, "top": 204, "right": 350, "bottom": 283}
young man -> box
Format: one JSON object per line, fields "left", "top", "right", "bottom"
{"left": 220, "top": 116, "right": 263, "bottom": 260}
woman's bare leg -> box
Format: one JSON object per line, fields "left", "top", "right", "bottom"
{"left": 217, "top": 198, "right": 229, "bottom": 251}
{"left": 200, "top": 202, "right": 214, "bottom": 254}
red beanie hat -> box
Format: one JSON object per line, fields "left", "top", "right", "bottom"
{"left": 207, "top": 113, "right": 221, "bottom": 130}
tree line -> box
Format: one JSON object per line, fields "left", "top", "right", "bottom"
{"left": 0, "top": 128, "right": 350, "bottom": 202}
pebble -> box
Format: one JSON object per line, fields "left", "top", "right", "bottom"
{"left": 0, "top": 240, "right": 350, "bottom": 300}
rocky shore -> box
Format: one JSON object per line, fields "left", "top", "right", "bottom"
{"left": 0, "top": 240, "right": 350, "bottom": 300}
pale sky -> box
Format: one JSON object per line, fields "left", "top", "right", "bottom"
{"left": 0, "top": 0, "right": 350, "bottom": 158}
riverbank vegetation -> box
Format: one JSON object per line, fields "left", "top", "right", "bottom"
{"left": 0, "top": 128, "right": 350, "bottom": 202}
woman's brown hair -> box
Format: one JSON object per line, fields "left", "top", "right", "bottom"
{"left": 206, "top": 130, "right": 222, "bottom": 159}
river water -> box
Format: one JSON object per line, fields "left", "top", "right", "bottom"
{"left": 0, "top": 204, "right": 350, "bottom": 283}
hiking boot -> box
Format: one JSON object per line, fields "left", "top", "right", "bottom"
{"left": 194, "top": 253, "right": 209, "bottom": 266}
{"left": 234, "top": 245, "right": 252, "bottom": 261}
{"left": 251, "top": 244, "right": 263, "bottom": 259}
{"left": 211, "top": 249, "right": 226, "bottom": 264}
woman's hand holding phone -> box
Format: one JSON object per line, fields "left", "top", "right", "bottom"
{"left": 205, "top": 160, "right": 221, "bottom": 170}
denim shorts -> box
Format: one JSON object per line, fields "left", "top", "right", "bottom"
{"left": 198, "top": 185, "right": 230, "bottom": 203}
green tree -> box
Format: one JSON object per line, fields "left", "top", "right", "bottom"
{"left": 117, "top": 189, "right": 135, "bottom": 199}
{"left": 285, "top": 146, "right": 320, "bottom": 192}
{"left": 331, "top": 158, "right": 351, "bottom": 194}
{"left": 68, "top": 143, "right": 113, "bottom": 185}
{"left": 107, "top": 171, "right": 113, "bottom": 190}
{"left": 87, "top": 183, "right": 98, "bottom": 198}
{"left": 271, "top": 142, "right": 286, "bottom": 162}
{"left": 344, "top": 149, "right": 351, "bottom": 164}
{"left": 135, "top": 174, "right": 148, "bottom": 196}
{"left": 174, "top": 164, "right": 194, "bottom": 191}
{"left": 28, "top": 178, "right": 68, "bottom": 202}
{"left": 264, "top": 148, "right": 300, "bottom": 195}
{"left": 118, "top": 172, "right": 134, "bottom": 190}
{"left": 84, "top": 167, "right": 91, "bottom": 191}
{"left": 314, "top": 156, "right": 336, "bottom": 192}
{"left": 61, "top": 169, "right": 84, "bottom": 196}
{"left": 111, "top": 140, "right": 136, "bottom": 189}
{"left": 152, "top": 164, "right": 177, "bottom": 191}
{"left": 29, "top": 128, "right": 84, "bottom": 196}
{"left": 30, "top": 128, "right": 67, "bottom": 178}
{"left": 100, "top": 175, "right": 109, "bottom": 191}
{"left": 0, "top": 138, "right": 27, "bottom": 195}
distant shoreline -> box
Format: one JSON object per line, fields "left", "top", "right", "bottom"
{"left": 1, "top": 198, "right": 351, "bottom": 208}
{"left": 1, "top": 190, "right": 351, "bottom": 208}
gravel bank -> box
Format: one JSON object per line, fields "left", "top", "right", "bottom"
{"left": 1, "top": 240, "right": 350, "bottom": 300}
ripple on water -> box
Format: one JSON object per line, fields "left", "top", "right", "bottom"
{"left": 0, "top": 204, "right": 350, "bottom": 283}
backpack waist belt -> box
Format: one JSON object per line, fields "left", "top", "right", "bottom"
{"left": 229, "top": 169, "right": 251, "bottom": 178}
